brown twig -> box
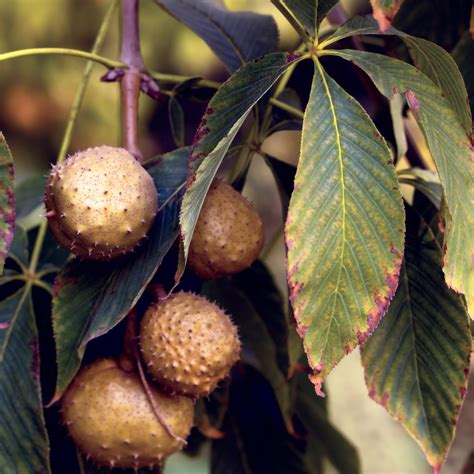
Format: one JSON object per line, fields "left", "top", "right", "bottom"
{"left": 120, "top": 0, "right": 144, "bottom": 162}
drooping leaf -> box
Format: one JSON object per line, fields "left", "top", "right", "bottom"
{"left": 7, "top": 225, "right": 29, "bottom": 270}
{"left": 52, "top": 148, "right": 188, "bottom": 398}
{"left": 155, "top": 0, "right": 279, "bottom": 73}
{"left": 398, "top": 169, "right": 443, "bottom": 210}
{"left": 286, "top": 58, "right": 404, "bottom": 395}
{"left": 203, "top": 278, "right": 294, "bottom": 433}
{"left": 361, "top": 204, "right": 471, "bottom": 471}
{"left": 15, "top": 176, "right": 45, "bottom": 221}
{"left": 212, "top": 370, "right": 309, "bottom": 474}
{"left": 452, "top": 32, "right": 474, "bottom": 119}
{"left": 168, "top": 96, "right": 185, "bottom": 147}
{"left": 370, "top": 0, "right": 405, "bottom": 31}
{"left": 271, "top": 0, "right": 338, "bottom": 40}
{"left": 0, "top": 133, "right": 15, "bottom": 275}
{"left": 322, "top": 16, "right": 472, "bottom": 132}
{"left": 293, "top": 372, "right": 361, "bottom": 474}
{"left": 180, "top": 52, "right": 304, "bottom": 280}
{"left": 393, "top": 0, "right": 471, "bottom": 51}
{"left": 0, "top": 289, "right": 50, "bottom": 473}
{"left": 232, "top": 260, "right": 291, "bottom": 376}
{"left": 328, "top": 48, "right": 473, "bottom": 314}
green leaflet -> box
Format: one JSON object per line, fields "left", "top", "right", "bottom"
{"left": 286, "top": 57, "right": 404, "bottom": 395}
{"left": 155, "top": 0, "right": 279, "bottom": 73}
{"left": 202, "top": 279, "right": 294, "bottom": 434}
{"left": 320, "top": 16, "right": 472, "bottom": 132}
{"left": 0, "top": 290, "right": 50, "bottom": 473}
{"left": 271, "top": 0, "right": 338, "bottom": 40}
{"left": 361, "top": 204, "right": 471, "bottom": 471}
{"left": 0, "top": 134, "right": 15, "bottom": 275}
{"left": 327, "top": 48, "right": 473, "bottom": 314}
{"left": 179, "top": 52, "right": 304, "bottom": 281}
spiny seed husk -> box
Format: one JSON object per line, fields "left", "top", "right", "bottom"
{"left": 44, "top": 146, "right": 158, "bottom": 260}
{"left": 188, "top": 178, "right": 264, "bottom": 279}
{"left": 140, "top": 292, "right": 240, "bottom": 398}
{"left": 61, "top": 358, "right": 194, "bottom": 470}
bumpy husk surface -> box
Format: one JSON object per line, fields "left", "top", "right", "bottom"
{"left": 140, "top": 292, "right": 241, "bottom": 398}
{"left": 188, "top": 179, "right": 264, "bottom": 279}
{"left": 44, "top": 146, "right": 158, "bottom": 260}
{"left": 61, "top": 358, "right": 194, "bottom": 470}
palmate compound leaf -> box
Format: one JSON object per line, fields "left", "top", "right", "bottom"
{"left": 326, "top": 48, "right": 473, "bottom": 315}
{"left": 361, "top": 203, "right": 471, "bottom": 472}
{"left": 0, "top": 133, "right": 15, "bottom": 275}
{"left": 154, "top": 0, "right": 279, "bottom": 73}
{"left": 179, "top": 52, "right": 304, "bottom": 280}
{"left": 285, "top": 57, "right": 405, "bottom": 396}
{"left": 51, "top": 148, "right": 188, "bottom": 398}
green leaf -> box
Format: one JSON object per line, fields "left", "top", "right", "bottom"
{"left": 180, "top": 52, "right": 304, "bottom": 279}
{"left": 293, "top": 373, "right": 360, "bottom": 474}
{"left": 272, "top": 0, "right": 337, "bottom": 40}
{"left": 52, "top": 148, "right": 188, "bottom": 398}
{"left": 286, "top": 58, "right": 404, "bottom": 395}
{"left": 393, "top": 0, "right": 470, "bottom": 51}
{"left": 0, "top": 133, "right": 15, "bottom": 275}
{"left": 322, "top": 16, "right": 472, "bottom": 132}
{"left": 155, "top": 0, "right": 279, "bottom": 73}
{"left": 7, "top": 225, "right": 29, "bottom": 269}
{"left": 361, "top": 204, "right": 471, "bottom": 471}
{"left": 0, "top": 289, "right": 50, "bottom": 473}
{"left": 212, "top": 371, "right": 309, "bottom": 474}
{"left": 15, "top": 176, "right": 45, "bottom": 221}
{"left": 398, "top": 168, "right": 443, "bottom": 210}
{"left": 202, "top": 279, "right": 294, "bottom": 433}
{"left": 369, "top": 0, "right": 405, "bottom": 31}
{"left": 168, "top": 96, "right": 185, "bottom": 147}
{"left": 232, "top": 260, "right": 291, "bottom": 376}
{"left": 327, "top": 49, "right": 473, "bottom": 313}
{"left": 452, "top": 32, "right": 474, "bottom": 119}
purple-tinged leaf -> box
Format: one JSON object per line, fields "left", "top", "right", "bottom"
{"left": 286, "top": 58, "right": 404, "bottom": 396}
{"left": 361, "top": 203, "right": 471, "bottom": 472}
{"left": 0, "top": 134, "right": 15, "bottom": 275}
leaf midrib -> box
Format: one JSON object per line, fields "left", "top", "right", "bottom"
{"left": 314, "top": 59, "right": 348, "bottom": 340}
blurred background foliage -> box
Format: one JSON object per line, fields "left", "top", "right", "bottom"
{"left": 0, "top": 1, "right": 472, "bottom": 473}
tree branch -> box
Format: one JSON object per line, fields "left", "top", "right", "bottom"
{"left": 120, "top": 0, "right": 144, "bottom": 162}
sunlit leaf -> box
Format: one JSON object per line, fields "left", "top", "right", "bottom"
{"left": 328, "top": 48, "right": 473, "bottom": 314}
{"left": 155, "top": 0, "right": 279, "bottom": 73}
{"left": 361, "top": 204, "right": 471, "bottom": 471}
{"left": 0, "top": 133, "right": 15, "bottom": 275}
{"left": 286, "top": 58, "right": 404, "bottom": 395}
{"left": 52, "top": 148, "right": 188, "bottom": 398}
{"left": 0, "top": 289, "right": 50, "bottom": 473}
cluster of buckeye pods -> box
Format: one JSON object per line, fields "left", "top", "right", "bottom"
{"left": 45, "top": 146, "right": 264, "bottom": 470}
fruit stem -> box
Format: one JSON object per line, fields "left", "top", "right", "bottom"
{"left": 28, "top": 0, "right": 119, "bottom": 276}
{"left": 119, "top": 0, "right": 144, "bottom": 162}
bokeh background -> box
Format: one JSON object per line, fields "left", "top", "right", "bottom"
{"left": 0, "top": 1, "right": 472, "bottom": 473}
